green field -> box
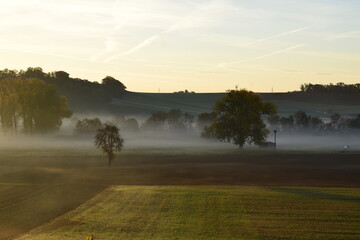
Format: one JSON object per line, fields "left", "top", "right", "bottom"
{"left": 15, "top": 186, "right": 360, "bottom": 240}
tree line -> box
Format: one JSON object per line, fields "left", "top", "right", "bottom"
{"left": 300, "top": 82, "right": 360, "bottom": 94}
{"left": 0, "top": 67, "right": 127, "bottom": 112}
{"left": 74, "top": 109, "right": 194, "bottom": 136}
{"left": 268, "top": 111, "right": 360, "bottom": 134}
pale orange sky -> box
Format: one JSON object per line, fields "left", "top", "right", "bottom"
{"left": 1, "top": 0, "right": 359, "bottom": 92}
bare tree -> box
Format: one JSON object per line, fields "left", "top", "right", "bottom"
{"left": 94, "top": 124, "right": 124, "bottom": 166}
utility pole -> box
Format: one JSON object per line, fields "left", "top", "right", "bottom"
{"left": 273, "top": 130, "right": 277, "bottom": 152}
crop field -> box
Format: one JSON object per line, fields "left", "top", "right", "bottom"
{"left": 0, "top": 150, "right": 359, "bottom": 240}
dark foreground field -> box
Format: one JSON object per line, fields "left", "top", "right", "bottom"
{"left": 0, "top": 151, "right": 359, "bottom": 239}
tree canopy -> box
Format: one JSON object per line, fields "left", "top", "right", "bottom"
{"left": 204, "top": 89, "right": 277, "bottom": 148}
{"left": 0, "top": 77, "right": 72, "bottom": 134}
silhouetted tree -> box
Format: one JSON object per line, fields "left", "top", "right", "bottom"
{"left": 143, "top": 111, "right": 168, "bottom": 130}
{"left": 75, "top": 118, "right": 103, "bottom": 135}
{"left": 167, "top": 109, "right": 186, "bottom": 130}
{"left": 279, "top": 116, "right": 294, "bottom": 128}
{"left": 347, "top": 114, "right": 360, "bottom": 129}
{"left": 95, "top": 124, "right": 124, "bottom": 166}
{"left": 197, "top": 112, "right": 216, "bottom": 131}
{"left": 330, "top": 113, "right": 347, "bottom": 132}
{"left": 294, "top": 111, "right": 310, "bottom": 128}
{"left": 309, "top": 117, "right": 324, "bottom": 129}
{"left": 102, "top": 76, "right": 126, "bottom": 98}
{"left": 124, "top": 118, "right": 139, "bottom": 132}
{"left": 183, "top": 112, "right": 194, "bottom": 130}
{"left": 267, "top": 114, "right": 280, "bottom": 128}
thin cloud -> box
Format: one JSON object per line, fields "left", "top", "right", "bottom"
{"left": 239, "top": 26, "right": 309, "bottom": 47}
{"left": 102, "top": 0, "right": 239, "bottom": 63}
{"left": 244, "top": 44, "right": 306, "bottom": 62}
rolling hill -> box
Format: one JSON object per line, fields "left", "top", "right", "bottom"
{"left": 112, "top": 91, "right": 360, "bottom": 118}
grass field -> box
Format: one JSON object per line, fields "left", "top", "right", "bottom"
{"left": 0, "top": 150, "right": 359, "bottom": 239}
{"left": 15, "top": 186, "right": 360, "bottom": 240}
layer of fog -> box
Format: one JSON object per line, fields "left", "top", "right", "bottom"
{"left": 0, "top": 114, "right": 359, "bottom": 153}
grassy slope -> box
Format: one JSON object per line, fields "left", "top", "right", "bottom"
{"left": 16, "top": 186, "right": 360, "bottom": 240}
{"left": 113, "top": 92, "right": 360, "bottom": 117}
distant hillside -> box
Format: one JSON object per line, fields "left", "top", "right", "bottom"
{"left": 113, "top": 91, "right": 360, "bottom": 118}
{"left": 1, "top": 68, "right": 359, "bottom": 117}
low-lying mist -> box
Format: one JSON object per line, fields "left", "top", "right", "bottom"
{"left": 0, "top": 113, "right": 359, "bottom": 154}
{"left": 1, "top": 130, "right": 360, "bottom": 154}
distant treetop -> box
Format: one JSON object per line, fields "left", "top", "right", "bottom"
{"left": 173, "top": 90, "right": 195, "bottom": 94}
{"left": 300, "top": 82, "right": 360, "bottom": 94}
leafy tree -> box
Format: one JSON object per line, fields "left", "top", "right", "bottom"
{"left": 347, "top": 114, "right": 360, "bottom": 129}
{"left": 0, "top": 78, "right": 20, "bottom": 133}
{"left": 95, "top": 124, "right": 124, "bottom": 166}
{"left": 167, "top": 109, "right": 186, "bottom": 130}
{"left": 279, "top": 115, "right": 294, "bottom": 129}
{"left": 0, "top": 77, "right": 72, "bottom": 134}
{"left": 330, "top": 113, "right": 347, "bottom": 131}
{"left": 0, "top": 69, "right": 18, "bottom": 80}
{"left": 183, "top": 112, "right": 194, "bottom": 130}
{"left": 267, "top": 114, "right": 280, "bottom": 128}
{"left": 309, "top": 116, "right": 324, "bottom": 129}
{"left": 124, "top": 118, "right": 139, "bottom": 132}
{"left": 197, "top": 112, "right": 216, "bottom": 130}
{"left": 204, "top": 89, "right": 277, "bottom": 148}
{"left": 113, "top": 115, "right": 126, "bottom": 127}
{"left": 294, "top": 111, "right": 310, "bottom": 128}
{"left": 75, "top": 118, "right": 103, "bottom": 135}
{"left": 143, "top": 109, "right": 194, "bottom": 131}
{"left": 143, "top": 111, "right": 168, "bottom": 130}
{"left": 102, "top": 76, "right": 126, "bottom": 98}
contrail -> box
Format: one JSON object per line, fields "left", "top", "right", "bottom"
{"left": 217, "top": 44, "right": 305, "bottom": 71}
{"left": 240, "top": 26, "right": 309, "bottom": 47}
{"left": 104, "top": 35, "right": 159, "bottom": 63}
{"left": 245, "top": 44, "right": 305, "bottom": 62}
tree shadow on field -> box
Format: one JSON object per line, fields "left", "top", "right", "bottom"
{"left": 268, "top": 187, "right": 360, "bottom": 203}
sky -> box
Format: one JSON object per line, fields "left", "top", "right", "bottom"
{"left": 0, "top": 0, "right": 359, "bottom": 93}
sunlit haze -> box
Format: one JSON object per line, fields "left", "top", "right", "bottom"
{"left": 1, "top": 0, "right": 359, "bottom": 92}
